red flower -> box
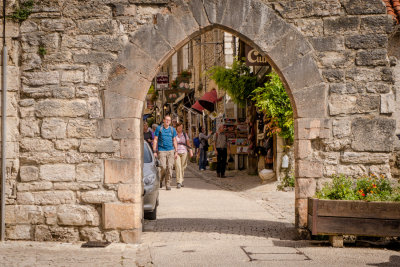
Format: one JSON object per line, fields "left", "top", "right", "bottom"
{"left": 372, "top": 184, "right": 377, "bottom": 188}
{"left": 362, "top": 193, "right": 366, "bottom": 197}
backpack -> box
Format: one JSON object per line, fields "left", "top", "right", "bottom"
{"left": 193, "top": 137, "right": 200, "bottom": 148}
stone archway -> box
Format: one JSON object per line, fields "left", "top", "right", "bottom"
{"left": 102, "top": 0, "right": 329, "bottom": 240}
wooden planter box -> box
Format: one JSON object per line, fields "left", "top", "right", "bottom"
{"left": 308, "top": 198, "right": 400, "bottom": 245}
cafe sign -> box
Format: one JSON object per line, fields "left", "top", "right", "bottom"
{"left": 245, "top": 45, "right": 269, "bottom": 66}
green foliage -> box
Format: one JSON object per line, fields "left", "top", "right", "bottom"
{"left": 38, "top": 46, "right": 47, "bottom": 57}
{"left": 10, "top": 0, "right": 34, "bottom": 22}
{"left": 316, "top": 174, "right": 400, "bottom": 202}
{"left": 206, "top": 59, "right": 257, "bottom": 106}
{"left": 277, "top": 174, "right": 295, "bottom": 191}
{"left": 252, "top": 72, "right": 294, "bottom": 142}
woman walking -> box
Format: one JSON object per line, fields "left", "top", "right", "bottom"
{"left": 175, "top": 122, "right": 193, "bottom": 188}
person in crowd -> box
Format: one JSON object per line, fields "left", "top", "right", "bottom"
{"left": 152, "top": 123, "right": 158, "bottom": 139}
{"left": 214, "top": 124, "right": 229, "bottom": 178}
{"left": 175, "top": 122, "right": 193, "bottom": 189}
{"left": 199, "top": 126, "right": 212, "bottom": 171}
{"left": 153, "top": 115, "right": 178, "bottom": 191}
{"left": 143, "top": 121, "right": 153, "bottom": 147}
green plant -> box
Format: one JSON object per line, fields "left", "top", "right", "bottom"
{"left": 316, "top": 174, "right": 400, "bottom": 202}
{"left": 9, "top": 0, "right": 34, "bottom": 22}
{"left": 277, "top": 173, "right": 295, "bottom": 191}
{"left": 38, "top": 46, "right": 47, "bottom": 57}
{"left": 252, "top": 72, "right": 294, "bottom": 142}
{"left": 206, "top": 58, "right": 257, "bottom": 106}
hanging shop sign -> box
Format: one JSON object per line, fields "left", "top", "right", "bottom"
{"left": 156, "top": 73, "right": 169, "bottom": 90}
{"left": 245, "top": 45, "right": 269, "bottom": 66}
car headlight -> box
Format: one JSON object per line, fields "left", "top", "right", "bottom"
{"left": 143, "top": 174, "right": 156, "bottom": 186}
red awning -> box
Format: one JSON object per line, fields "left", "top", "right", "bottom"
{"left": 191, "top": 101, "right": 204, "bottom": 113}
{"left": 199, "top": 89, "right": 218, "bottom": 112}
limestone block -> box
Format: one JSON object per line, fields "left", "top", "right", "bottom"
{"left": 84, "top": 65, "right": 102, "bottom": 84}
{"left": 107, "top": 72, "right": 151, "bottom": 102}
{"left": 76, "top": 162, "right": 103, "bottom": 182}
{"left": 2, "top": 66, "right": 20, "bottom": 92}
{"left": 53, "top": 86, "right": 75, "bottom": 99}
{"left": 330, "top": 235, "right": 344, "bottom": 248}
{"left": 103, "top": 202, "right": 141, "bottom": 229}
{"left": 19, "top": 151, "right": 67, "bottom": 165}
{"left": 80, "top": 227, "right": 103, "bottom": 241}
{"left": 118, "top": 184, "right": 142, "bottom": 203}
{"left": 76, "top": 85, "right": 98, "bottom": 98}
{"left": 34, "top": 225, "right": 52, "bottom": 241}
{"left": 104, "top": 230, "right": 120, "bottom": 242}
{"left": 20, "top": 118, "right": 40, "bottom": 137}
{"left": 40, "top": 18, "right": 76, "bottom": 32}
{"left": 63, "top": 2, "right": 112, "bottom": 19}
{"left": 22, "top": 71, "right": 59, "bottom": 86}
{"left": 0, "top": 118, "right": 19, "bottom": 142}
{"left": 324, "top": 16, "right": 360, "bottom": 35}
{"left": 41, "top": 118, "right": 67, "bottom": 139}
{"left": 338, "top": 164, "right": 368, "bottom": 177}
{"left": 104, "top": 91, "right": 144, "bottom": 119}
{"left": 309, "top": 36, "right": 344, "bottom": 52}
{"left": 356, "top": 49, "right": 388, "bottom": 66}
{"left": 79, "top": 139, "right": 119, "bottom": 153}
{"left": 20, "top": 138, "right": 54, "bottom": 152}
{"left": 341, "top": 0, "right": 386, "bottom": 15}
{"left": 294, "top": 19, "right": 324, "bottom": 37}
{"left": 40, "top": 164, "right": 75, "bottom": 182}
{"left": 0, "top": 92, "right": 19, "bottom": 117}
{"left": 332, "top": 119, "right": 351, "bottom": 138}
{"left": 341, "top": 152, "right": 389, "bottom": 164}
{"left": 295, "top": 198, "right": 308, "bottom": 228}
{"left": 55, "top": 139, "right": 80, "bottom": 151}
{"left": 77, "top": 19, "right": 117, "bottom": 34}
{"left": 345, "top": 34, "right": 387, "bottom": 49}
{"left": 121, "top": 229, "right": 141, "bottom": 244}
{"left": 381, "top": 93, "right": 395, "bottom": 114}
{"left": 93, "top": 35, "right": 123, "bottom": 52}
{"left": 129, "top": 25, "right": 173, "bottom": 65}
{"left": 61, "top": 70, "right": 84, "bottom": 84}
{"left": 61, "top": 35, "right": 92, "bottom": 49}
{"left": 73, "top": 51, "right": 117, "bottom": 65}
{"left": 292, "top": 83, "right": 327, "bottom": 118}
{"left": 3, "top": 142, "right": 19, "bottom": 159}
{"left": 22, "top": 53, "right": 42, "bottom": 71}
{"left": 22, "top": 86, "right": 53, "bottom": 98}
{"left": 20, "top": 166, "right": 39, "bottom": 182}
{"left": 295, "top": 118, "right": 331, "bottom": 140}
{"left": 105, "top": 159, "right": 141, "bottom": 184}
{"left": 111, "top": 118, "right": 141, "bottom": 139}
{"left": 17, "top": 181, "right": 53, "bottom": 192}
{"left": 282, "top": 54, "right": 324, "bottom": 94}
{"left": 317, "top": 51, "right": 354, "bottom": 68}
{"left": 115, "top": 45, "right": 157, "bottom": 80}
{"left": 20, "top": 20, "right": 38, "bottom": 33}
{"left": 6, "top": 225, "right": 31, "bottom": 240}
{"left": 97, "top": 119, "right": 112, "bottom": 138}
{"left": 33, "top": 191, "right": 75, "bottom": 205}
{"left": 294, "top": 140, "right": 312, "bottom": 160}
{"left": 296, "top": 178, "right": 317, "bottom": 199}
{"left": 296, "top": 160, "right": 323, "bottom": 178}
{"left": 5, "top": 205, "right": 44, "bottom": 224}
{"left": 35, "top": 99, "right": 88, "bottom": 118}
{"left": 88, "top": 97, "right": 102, "bottom": 118}
{"left": 43, "top": 206, "right": 57, "bottom": 225}
{"left": 57, "top": 205, "right": 100, "bottom": 226}
{"left": 81, "top": 190, "right": 117, "bottom": 204}
{"left": 67, "top": 119, "right": 97, "bottom": 138}
{"left": 322, "top": 69, "right": 344, "bottom": 82}
{"left": 370, "top": 164, "right": 391, "bottom": 178}
{"left": 53, "top": 183, "right": 99, "bottom": 191}
{"left": 360, "top": 15, "right": 393, "bottom": 34}
{"left": 48, "top": 226, "right": 80, "bottom": 242}
{"left": 320, "top": 152, "right": 340, "bottom": 165}
{"left": 121, "top": 138, "right": 142, "bottom": 159}
{"left": 366, "top": 82, "right": 390, "bottom": 94}
{"left": 17, "top": 192, "right": 35, "bottom": 205}
{"left": 351, "top": 117, "right": 396, "bottom": 152}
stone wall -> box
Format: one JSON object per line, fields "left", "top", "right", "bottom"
{"left": 1, "top": 0, "right": 398, "bottom": 242}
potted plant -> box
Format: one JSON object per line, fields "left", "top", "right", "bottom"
{"left": 309, "top": 174, "right": 400, "bottom": 247}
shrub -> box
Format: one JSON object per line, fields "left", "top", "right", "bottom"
{"left": 316, "top": 174, "right": 400, "bottom": 202}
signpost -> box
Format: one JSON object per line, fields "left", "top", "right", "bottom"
{"left": 245, "top": 44, "right": 269, "bottom": 66}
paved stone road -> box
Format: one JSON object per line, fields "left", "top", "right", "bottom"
{"left": 1, "top": 163, "right": 400, "bottom": 266}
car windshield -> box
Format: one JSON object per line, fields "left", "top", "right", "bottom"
{"left": 143, "top": 143, "right": 153, "bottom": 163}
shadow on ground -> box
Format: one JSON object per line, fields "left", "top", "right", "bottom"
{"left": 144, "top": 217, "right": 297, "bottom": 240}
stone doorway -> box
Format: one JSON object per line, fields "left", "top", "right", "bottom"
{"left": 103, "top": 0, "right": 327, "bottom": 241}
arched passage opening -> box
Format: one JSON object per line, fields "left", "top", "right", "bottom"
{"left": 102, "top": 0, "right": 329, "bottom": 241}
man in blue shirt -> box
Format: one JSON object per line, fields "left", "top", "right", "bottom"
{"left": 153, "top": 115, "right": 178, "bottom": 190}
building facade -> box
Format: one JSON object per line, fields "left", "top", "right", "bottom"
{"left": 0, "top": 0, "right": 399, "bottom": 242}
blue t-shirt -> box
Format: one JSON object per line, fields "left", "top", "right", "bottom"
{"left": 155, "top": 125, "right": 177, "bottom": 151}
